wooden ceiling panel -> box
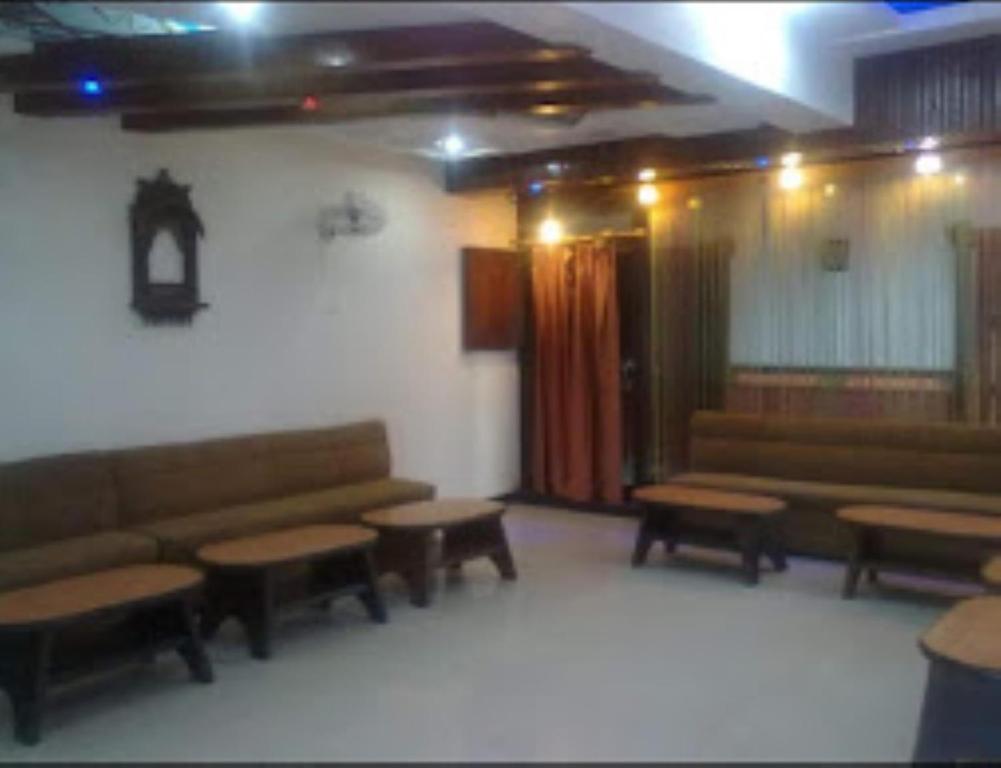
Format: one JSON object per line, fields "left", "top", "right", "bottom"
{"left": 0, "top": 20, "right": 712, "bottom": 133}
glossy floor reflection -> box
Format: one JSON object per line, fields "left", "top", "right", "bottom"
{"left": 0, "top": 505, "right": 952, "bottom": 762}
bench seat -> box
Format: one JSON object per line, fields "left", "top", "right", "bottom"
{"left": 0, "top": 531, "right": 159, "bottom": 593}
{"left": 136, "top": 478, "right": 435, "bottom": 562}
{"left": 673, "top": 472, "right": 1001, "bottom": 517}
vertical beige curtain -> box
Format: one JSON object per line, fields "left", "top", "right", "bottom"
{"left": 530, "top": 241, "right": 623, "bottom": 503}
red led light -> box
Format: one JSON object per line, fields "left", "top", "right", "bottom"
{"left": 302, "top": 95, "right": 319, "bottom": 112}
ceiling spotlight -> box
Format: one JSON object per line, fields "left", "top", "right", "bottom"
{"left": 80, "top": 77, "right": 103, "bottom": 96}
{"left": 918, "top": 136, "right": 940, "bottom": 151}
{"left": 219, "top": 2, "right": 262, "bottom": 23}
{"left": 637, "top": 168, "right": 657, "bottom": 182}
{"left": 915, "top": 152, "right": 943, "bottom": 176}
{"left": 779, "top": 167, "right": 804, "bottom": 190}
{"left": 637, "top": 183, "right": 659, "bottom": 207}
{"left": 317, "top": 50, "right": 352, "bottom": 68}
{"left": 780, "top": 151, "right": 802, "bottom": 168}
{"left": 438, "top": 134, "right": 466, "bottom": 158}
{"left": 539, "top": 216, "right": 564, "bottom": 245}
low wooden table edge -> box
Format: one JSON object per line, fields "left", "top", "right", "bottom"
{"left": 836, "top": 505, "right": 1001, "bottom": 600}
{"left": 630, "top": 483, "right": 788, "bottom": 586}
{"left": 196, "top": 524, "right": 386, "bottom": 660}
{"left": 0, "top": 564, "right": 212, "bottom": 746}
{"left": 361, "top": 499, "right": 517, "bottom": 607}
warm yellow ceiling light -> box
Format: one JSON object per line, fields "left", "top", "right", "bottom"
{"left": 823, "top": 183, "right": 837, "bottom": 197}
{"left": 539, "top": 216, "right": 564, "bottom": 245}
{"left": 637, "top": 168, "right": 657, "bottom": 182}
{"left": 637, "top": 183, "right": 659, "bottom": 206}
{"left": 779, "top": 167, "right": 803, "bottom": 190}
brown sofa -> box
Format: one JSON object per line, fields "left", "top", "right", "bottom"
{"left": 0, "top": 420, "right": 433, "bottom": 591}
{"left": 671, "top": 411, "right": 1001, "bottom": 566}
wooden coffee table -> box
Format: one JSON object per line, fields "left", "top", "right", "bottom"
{"left": 198, "top": 524, "right": 385, "bottom": 659}
{"left": 0, "top": 564, "right": 211, "bottom": 745}
{"left": 913, "top": 596, "right": 1001, "bottom": 761}
{"left": 631, "top": 484, "right": 787, "bottom": 585}
{"left": 983, "top": 556, "right": 1001, "bottom": 593}
{"left": 837, "top": 506, "right": 1001, "bottom": 599}
{"left": 361, "top": 499, "right": 516, "bottom": 607}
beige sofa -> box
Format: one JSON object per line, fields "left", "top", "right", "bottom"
{"left": 671, "top": 411, "right": 1001, "bottom": 567}
{"left": 0, "top": 420, "right": 434, "bottom": 591}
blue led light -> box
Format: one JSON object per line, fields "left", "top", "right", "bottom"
{"left": 754, "top": 156, "right": 770, "bottom": 169}
{"left": 80, "top": 78, "right": 103, "bottom": 96}
{"left": 885, "top": 1, "right": 959, "bottom": 14}
{"left": 528, "top": 180, "right": 545, "bottom": 196}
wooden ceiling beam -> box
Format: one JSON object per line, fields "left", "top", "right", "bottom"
{"left": 0, "top": 22, "right": 587, "bottom": 91}
{"left": 14, "top": 59, "right": 704, "bottom": 117}
{"left": 120, "top": 82, "right": 680, "bottom": 133}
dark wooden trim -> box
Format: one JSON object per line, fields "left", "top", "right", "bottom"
{"left": 120, "top": 81, "right": 682, "bottom": 133}
{"left": 0, "top": 23, "right": 583, "bottom": 91}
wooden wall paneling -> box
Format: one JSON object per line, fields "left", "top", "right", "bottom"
{"left": 462, "top": 247, "right": 523, "bottom": 351}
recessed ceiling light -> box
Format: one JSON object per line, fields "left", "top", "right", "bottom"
{"left": 219, "top": 2, "right": 261, "bottom": 24}
{"left": 317, "top": 49, "right": 353, "bottom": 68}
{"left": 918, "top": 136, "right": 940, "bottom": 151}
{"left": 438, "top": 134, "right": 466, "bottom": 158}
{"left": 780, "top": 151, "right": 802, "bottom": 168}
{"left": 637, "top": 168, "right": 656, "bottom": 182}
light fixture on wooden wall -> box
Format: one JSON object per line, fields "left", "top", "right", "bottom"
{"left": 637, "top": 183, "right": 659, "bottom": 206}
{"left": 539, "top": 216, "right": 564, "bottom": 245}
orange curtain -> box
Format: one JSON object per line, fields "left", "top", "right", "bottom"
{"left": 530, "top": 241, "right": 622, "bottom": 503}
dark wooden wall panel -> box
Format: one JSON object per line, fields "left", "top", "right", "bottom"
{"left": 856, "top": 35, "right": 1001, "bottom": 138}
{"left": 462, "top": 247, "right": 523, "bottom": 351}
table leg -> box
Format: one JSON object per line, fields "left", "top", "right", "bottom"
{"left": 632, "top": 507, "right": 676, "bottom": 566}
{"left": 243, "top": 569, "right": 276, "bottom": 660}
{"left": 486, "top": 517, "right": 517, "bottom": 581}
{"left": 764, "top": 519, "right": 788, "bottom": 572}
{"left": 843, "top": 525, "right": 869, "bottom": 599}
{"left": 175, "top": 598, "right": 214, "bottom": 683}
{"left": 736, "top": 517, "right": 763, "bottom": 586}
{"left": 356, "top": 549, "right": 388, "bottom": 623}
{"left": 0, "top": 630, "right": 52, "bottom": 746}
{"left": 399, "top": 532, "right": 435, "bottom": 608}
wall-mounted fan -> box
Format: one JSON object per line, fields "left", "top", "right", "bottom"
{"left": 317, "top": 192, "right": 386, "bottom": 241}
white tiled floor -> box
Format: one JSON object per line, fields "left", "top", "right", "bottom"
{"left": 0, "top": 505, "right": 962, "bottom": 762}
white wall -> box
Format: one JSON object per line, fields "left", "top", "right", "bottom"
{"left": 0, "top": 98, "right": 520, "bottom": 497}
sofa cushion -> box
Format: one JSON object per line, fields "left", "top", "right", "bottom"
{"left": 0, "top": 453, "right": 118, "bottom": 553}
{"left": 137, "top": 477, "right": 435, "bottom": 561}
{"left": 0, "top": 531, "right": 159, "bottom": 592}
{"left": 671, "top": 472, "right": 1001, "bottom": 517}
